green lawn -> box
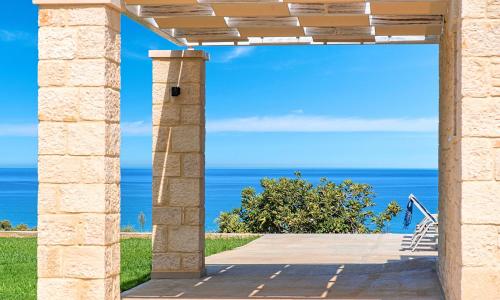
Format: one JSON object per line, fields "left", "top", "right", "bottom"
{"left": 0, "top": 236, "right": 259, "bottom": 300}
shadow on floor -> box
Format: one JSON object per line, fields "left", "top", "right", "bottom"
{"left": 122, "top": 257, "right": 443, "bottom": 300}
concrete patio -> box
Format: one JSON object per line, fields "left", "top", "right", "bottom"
{"left": 123, "top": 234, "right": 442, "bottom": 300}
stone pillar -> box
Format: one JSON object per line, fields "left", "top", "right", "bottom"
{"left": 437, "top": 0, "right": 462, "bottom": 297}
{"left": 35, "top": 1, "right": 121, "bottom": 299}
{"left": 438, "top": 0, "right": 500, "bottom": 298}
{"left": 150, "top": 50, "right": 207, "bottom": 279}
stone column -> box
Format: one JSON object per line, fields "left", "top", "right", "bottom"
{"left": 35, "top": 1, "right": 121, "bottom": 299}
{"left": 150, "top": 50, "right": 208, "bottom": 279}
{"left": 438, "top": 0, "right": 500, "bottom": 298}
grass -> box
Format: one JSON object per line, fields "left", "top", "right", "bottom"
{"left": 0, "top": 236, "right": 259, "bottom": 300}
{"left": 120, "top": 238, "right": 152, "bottom": 291}
{"left": 0, "top": 238, "right": 37, "bottom": 300}
{"left": 205, "top": 236, "right": 259, "bottom": 256}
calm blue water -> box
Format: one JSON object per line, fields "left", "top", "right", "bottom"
{"left": 0, "top": 168, "right": 437, "bottom": 233}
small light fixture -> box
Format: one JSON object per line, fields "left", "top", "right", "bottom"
{"left": 171, "top": 86, "right": 181, "bottom": 97}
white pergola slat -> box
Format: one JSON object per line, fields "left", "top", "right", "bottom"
{"left": 123, "top": 0, "right": 446, "bottom": 46}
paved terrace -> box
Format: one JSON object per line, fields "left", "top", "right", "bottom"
{"left": 123, "top": 234, "right": 441, "bottom": 300}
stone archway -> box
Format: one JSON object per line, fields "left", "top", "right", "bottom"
{"left": 33, "top": 0, "right": 499, "bottom": 299}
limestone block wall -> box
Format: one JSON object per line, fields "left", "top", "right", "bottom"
{"left": 438, "top": 0, "right": 500, "bottom": 298}
{"left": 36, "top": 3, "right": 121, "bottom": 299}
{"left": 150, "top": 50, "right": 208, "bottom": 278}
{"left": 438, "top": 0, "right": 462, "bottom": 297}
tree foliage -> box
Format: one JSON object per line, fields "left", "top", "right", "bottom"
{"left": 217, "top": 172, "right": 401, "bottom": 234}
{"left": 0, "top": 220, "right": 33, "bottom": 231}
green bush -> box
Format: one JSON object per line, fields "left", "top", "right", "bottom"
{"left": 121, "top": 225, "right": 136, "bottom": 232}
{"left": 217, "top": 209, "right": 249, "bottom": 233}
{"left": 217, "top": 172, "right": 401, "bottom": 234}
{"left": 13, "top": 224, "right": 30, "bottom": 231}
{"left": 0, "top": 220, "right": 12, "bottom": 231}
{"left": 0, "top": 221, "right": 34, "bottom": 231}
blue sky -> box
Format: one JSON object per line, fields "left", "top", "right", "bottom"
{"left": 0, "top": 2, "right": 438, "bottom": 168}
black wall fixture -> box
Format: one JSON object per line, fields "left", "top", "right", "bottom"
{"left": 171, "top": 86, "right": 181, "bottom": 97}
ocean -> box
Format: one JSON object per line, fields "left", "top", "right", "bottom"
{"left": 0, "top": 168, "right": 437, "bottom": 233}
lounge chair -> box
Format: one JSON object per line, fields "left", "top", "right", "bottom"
{"left": 403, "top": 194, "right": 438, "bottom": 251}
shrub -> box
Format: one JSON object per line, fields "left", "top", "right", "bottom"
{"left": 122, "top": 225, "right": 136, "bottom": 232}
{"left": 0, "top": 220, "right": 34, "bottom": 231}
{"left": 217, "top": 209, "right": 248, "bottom": 233}
{"left": 13, "top": 224, "right": 30, "bottom": 231}
{"left": 217, "top": 172, "right": 401, "bottom": 234}
{"left": 0, "top": 220, "right": 12, "bottom": 231}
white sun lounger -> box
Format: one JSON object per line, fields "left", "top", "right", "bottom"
{"left": 405, "top": 194, "right": 438, "bottom": 251}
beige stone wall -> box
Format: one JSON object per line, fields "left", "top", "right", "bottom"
{"left": 438, "top": 1, "right": 462, "bottom": 298}
{"left": 150, "top": 50, "right": 207, "bottom": 278}
{"left": 438, "top": 0, "right": 500, "bottom": 298}
{"left": 37, "top": 4, "right": 121, "bottom": 299}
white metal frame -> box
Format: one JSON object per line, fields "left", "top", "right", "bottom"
{"left": 408, "top": 194, "right": 438, "bottom": 252}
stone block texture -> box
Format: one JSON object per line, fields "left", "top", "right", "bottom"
{"left": 151, "top": 51, "right": 207, "bottom": 278}
{"left": 37, "top": 4, "right": 120, "bottom": 300}
{"left": 438, "top": 0, "right": 500, "bottom": 299}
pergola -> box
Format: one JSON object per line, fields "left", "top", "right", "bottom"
{"left": 121, "top": 0, "right": 445, "bottom": 45}
{"left": 33, "top": 0, "right": 500, "bottom": 299}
